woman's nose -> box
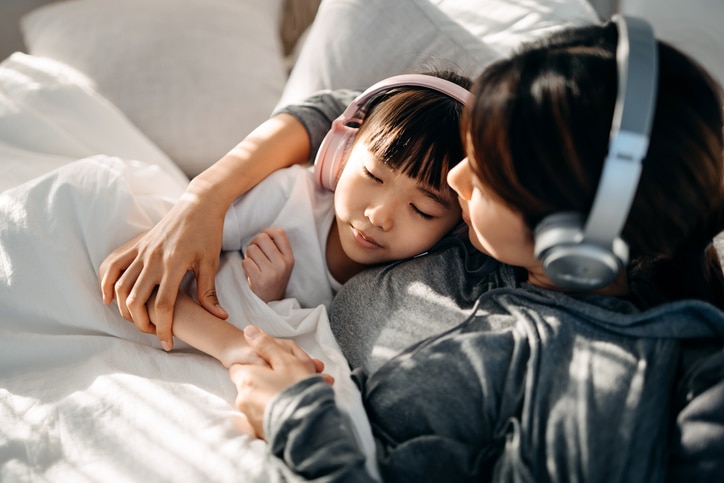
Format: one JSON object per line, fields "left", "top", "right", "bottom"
{"left": 448, "top": 158, "right": 472, "bottom": 200}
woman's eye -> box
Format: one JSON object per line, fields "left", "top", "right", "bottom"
{"left": 411, "top": 204, "right": 433, "bottom": 220}
{"left": 363, "top": 166, "right": 382, "bottom": 183}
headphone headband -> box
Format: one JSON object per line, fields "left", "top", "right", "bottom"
{"left": 534, "top": 15, "right": 659, "bottom": 290}
{"left": 339, "top": 74, "right": 472, "bottom": 123}
{"left": 314, "top": 73, "right": 471, "bottom": 191}
{"left": 583, "top": 15, "right": 658, "bottom": 246}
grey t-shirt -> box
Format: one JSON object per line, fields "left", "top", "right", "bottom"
{"left": 331, "top": 236, "right": 505, "bottom": 372}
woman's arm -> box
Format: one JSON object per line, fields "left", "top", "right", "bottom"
{"left": 98, "top": 89, "right": 358, "bottom": 351}
{"left": 230, "top": 323, "right": 504, "bottom": 482}
{"left": 229, "top": 326, "right": 374, "bottom": 481}
{"left": 99, "top": 113, "right": 311, "bottom": 351}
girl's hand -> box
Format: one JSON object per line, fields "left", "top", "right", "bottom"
{"left": 228, "top": 326, "right": 331, "bottom": 439}
{"left": 242, "top": 228, "right": 295, "bottom": 303}
{"left": 98, "top": 190, "right": 228, "bottom": 350}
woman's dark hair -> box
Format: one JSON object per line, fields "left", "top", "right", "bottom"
{"left": 462, "top": 21, "right": 724, "bottom": 308}
{"left": 354, "top": 70, "right": 471, "bottom": 198}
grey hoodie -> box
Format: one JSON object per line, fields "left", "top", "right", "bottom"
{"left": 263, "top": 92, "right": 724, "bottom": 482}
{"left": 258, "top": 244, "right": 724, "bottom": 482}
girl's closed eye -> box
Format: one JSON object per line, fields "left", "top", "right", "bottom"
{"left": 410, "top": 203, "right": 433, "bottom": 220}
{"left": 362, "top": 165, "right": 382, "bottom": 183}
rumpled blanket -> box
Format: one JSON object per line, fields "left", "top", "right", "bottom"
{"left": 0, "top": 53, "right": 376, "bottom": 482}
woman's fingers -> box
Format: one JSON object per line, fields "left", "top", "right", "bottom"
{"left": 98, "top": 232, "right": 146, "bottom": 304}
{"left": 229, "top": 327, "right": 334, "bottom": 439}
{"left": 145, "top": 269, "right": 187, "bottom": 349}
{"left": 244, "top": 326, "right": 320, "bottom": 377}
{"left": 194, "top": 256, "right": 228, "bottom": 319}
{"left": 113, "top": 261, "right": 144, "bottom": 322}
{"left": 228, "top": 363, "right": 269, "bottom": 438}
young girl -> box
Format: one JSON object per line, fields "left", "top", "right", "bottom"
{"left": 148, "top": 72, "right": 471, "bottom": 363}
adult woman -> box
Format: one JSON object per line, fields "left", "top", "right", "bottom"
{"left": 227, "top": 18, "right": 724, "bottom": 481}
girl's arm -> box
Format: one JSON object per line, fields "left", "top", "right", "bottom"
{"left": 148, "top": 290, "right": 266, "bottom": 368}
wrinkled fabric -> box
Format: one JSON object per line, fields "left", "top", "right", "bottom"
{"left": 222, "top": 164, "right": 340, "bottom": 309}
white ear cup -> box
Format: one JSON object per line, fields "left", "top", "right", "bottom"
{"left": 533, "top": 15, "right": 657, "bottom": 290}
{"left": 534, "top": 212, "right": 628, "bottom": 289}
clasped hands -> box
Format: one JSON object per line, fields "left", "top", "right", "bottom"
{"left": 229, "top": 325, "right": 334, "bottom": 439}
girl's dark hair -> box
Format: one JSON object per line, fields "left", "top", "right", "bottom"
{"left": 462, "top": 21, "right": 724, "bottom": 309}
{"left": 353, "top": 70, "right": 471, "bottom": 198}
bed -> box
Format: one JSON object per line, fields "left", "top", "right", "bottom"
{"left": 1, "top": 0, "right": 722, "bottom": 481}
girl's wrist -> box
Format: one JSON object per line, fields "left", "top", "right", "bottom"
{"left": 220, "top": 339, "right": 265, "bottom": 368}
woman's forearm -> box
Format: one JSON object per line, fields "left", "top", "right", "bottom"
{"left": 185, "top": 113, "right": 311, "bottom": 220}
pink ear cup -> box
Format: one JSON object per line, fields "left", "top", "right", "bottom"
{"left": 312, "top": 74, "right": 472, "bottom": 192}
{"left": 313, "top": 119, "right": 358, "bottom": 191}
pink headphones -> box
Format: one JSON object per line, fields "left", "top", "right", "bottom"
{"left": 313, "top": 74, "right": 472, "bottom": 191}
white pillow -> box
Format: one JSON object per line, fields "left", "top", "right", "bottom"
{"left": 620, "top": 0, "right": 724, "bottom": 87}
{"left": 22, "top": 0, "right": 287, "bottom": 178}
{"left": 432, "top": 0, "right": 600, "bottom": 55}
{"left": 275, "top": 0, "right": 501, "bottom": 109}
{"left": 276, "top": 0, "right": 599, "bottom": 110}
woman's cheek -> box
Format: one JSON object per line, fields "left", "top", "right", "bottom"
{"left": 471, "top": 226, "right": 489, "bottom": 254}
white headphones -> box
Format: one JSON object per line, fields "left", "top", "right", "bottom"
{"left": 533, "top": 15, "right": 659, "bottom": 290}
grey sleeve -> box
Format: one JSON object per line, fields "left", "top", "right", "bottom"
{"left": 261, "top": 326, "right": 509, "bottom": 483}
{"left": 263, "top": 376, "right": 376, "bottom": 483}
{"left": 667, "top": 348, "right": 724, "bottom": 481}
{"left": 273, "top": 89, "right": 360, "bottom": 164}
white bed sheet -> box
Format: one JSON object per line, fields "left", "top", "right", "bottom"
{"left": 0, "top": 53, "right": 376, "bottom": 482}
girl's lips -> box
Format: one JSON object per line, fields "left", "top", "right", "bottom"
{"left": 461, "top": 214, "right": 471, "bottom": 225}
{"left": 352, "top": 227, "right": 381, "bottom": 249}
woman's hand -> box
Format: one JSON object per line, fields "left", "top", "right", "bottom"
{"left": 242, "top": 228, "right": 295, "bottom": 303}
{"left": 228, "top": 326, "right": 332, "bottom": 439}
{"left": 98, "top": 113, "right": 312, "bottom": 351}
{"left": 98, "top": 188, "right": 229, "bottom": 350}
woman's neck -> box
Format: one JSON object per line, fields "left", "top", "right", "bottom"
{"left": 526, "top": 267, "right": 630, "bottom": 297}
{"left": 326, "top": 220, "right": 367, "bottom": 283}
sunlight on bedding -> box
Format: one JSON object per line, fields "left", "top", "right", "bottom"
{"left": 0, "top": 346, "right": 267, "bottom": 482}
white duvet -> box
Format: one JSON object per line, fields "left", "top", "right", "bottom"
{"left": 0, "top": 53, "right": 376, "bottom": 482}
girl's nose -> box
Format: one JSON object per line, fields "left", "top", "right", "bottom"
{"left": 364, "top": 202, "right": 394, "bottom": 231}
